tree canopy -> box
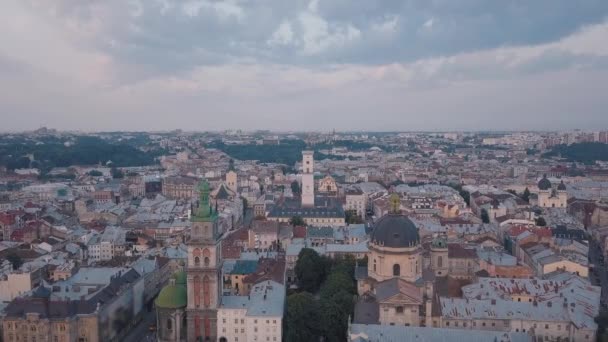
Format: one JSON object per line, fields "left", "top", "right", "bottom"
{"left": 6, "top": 253, "right": 23, "bottom": 270}
{"left": 481, "top": 208, "right": 490, "bottom": 223}
{"left": 287, "top": 256, "right": 358, "bottom": 342}
{"left": 0, "top": 136, "right": 163, "bottom": 172}
{"left": 289, "top": 215, "right": 305, "bottom": 227}
{"left": 295, "top": 248, "right": 327, "bottom": 293}
{"left": 291, "top": 180, "right": 301, "bottom": 196}
{"left": 543, "top": 142, "right": 608, "bottom": 164}
{"left": 536, "top": 216, "right": 547, "bottom": 227}
{"left": 285, "top": 292, "right": 321, "bottom": 342}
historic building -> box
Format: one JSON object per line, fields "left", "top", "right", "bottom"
{"left": 225, "top": 171, "right": 238, "bottom": 194}
{"left": 156, "top": 271, "right": 188, "bottom": 342}
{"left": 162, "top": 176, "right": 198, "bottom": 200}
{"left": 267, "top": 151, "right": 345, "bottom": 227}
{"left": 535, "top": 175, "right": 568, "bottom": 208}
{"left": 187, "top": 180, "right": 222, "bottom": 341}
{"left": 345, "top": 188, "right": 367, "bottom": 219}
{"left": 355, "top": 194, "right": 434, "bottom": 327}
{"left": 301, "top": 150, "right": 315, "bottom": 207}
{"left": 317, "top": 175, "right": 338, "bottom": 196}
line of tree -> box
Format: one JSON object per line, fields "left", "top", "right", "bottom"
{"left": 449, "top": 183, "right": 470, "bottom": 206}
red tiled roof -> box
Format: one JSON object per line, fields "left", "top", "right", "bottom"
{"left": 292, "top": 226, "right": 307, "bottom": 238}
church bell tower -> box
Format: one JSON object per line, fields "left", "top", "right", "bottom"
{"left": 187, "top": 179, "right": 221, "bottom": 341}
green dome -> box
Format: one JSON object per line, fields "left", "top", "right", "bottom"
{"left": 155, "top": 284, "right": 187, "bottom": 309}
{"left": 174, "top": 271, "right": 187, "bottom": 286}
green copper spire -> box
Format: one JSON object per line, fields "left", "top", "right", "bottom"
{"left": 192, "top": 179, "right": 217, "bottom": 222}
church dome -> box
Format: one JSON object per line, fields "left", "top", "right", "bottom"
{"left": 538, "top": 175, "right": 552, "bottom": 191}
{"left": 371, "top": 214, "right": 420, "bottom": 248}
{"left": 174, "top": 271, "right": 187, "bottom": 285}
{"left": 155, "top": 272, "right": 187, "bottom": 309}
{"left": 557, "top": 181, "right": 566, "bottom": 191}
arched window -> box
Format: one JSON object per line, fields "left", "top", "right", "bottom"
{"left": 203, "top": 249, "right": 211, "bottom": 267}
{"left": 437, "top": 256, "right": 443, "bottom": 268}
{"left": 373, "top": 259, "right": 377, "bottom": 272}
{"left": 195, "top": 257, "right": 201, "bottom": 266}
{"left": 393, "top": 264, "right": 400, "bottom": 276}
{"left": 167, "top": 318, "right": 173, "bottom": 331}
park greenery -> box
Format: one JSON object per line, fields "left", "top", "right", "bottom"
{"left": 286, "top": 248, "right": 359, "bottom": 342}
{"left": 0, "top": 136, "right": 164, "bottom": 174}
{"left": 207, "top": 139, "right": 375, "bottom": 166}
{"left": 543, "top": 142, "right": 608, "bottom": 164}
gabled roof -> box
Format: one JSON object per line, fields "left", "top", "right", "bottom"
{"left": 375, "top": 278, "right": 423, "bottom": 304}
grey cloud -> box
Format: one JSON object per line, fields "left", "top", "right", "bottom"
{"left": 41, "top": 0, "right": 608, "bottom": 78}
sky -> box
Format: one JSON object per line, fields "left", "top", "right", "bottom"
{"left": 1, "top": 0, "right": 608, "bottom": 132}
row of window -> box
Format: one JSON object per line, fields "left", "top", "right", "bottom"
{"left": 221, "top": 319, "right": 278, "bottom": 325}
{"left": 228, "top": 336, "right": 278, "bottom": 342}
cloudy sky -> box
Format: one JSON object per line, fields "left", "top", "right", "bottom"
{"left": 2, "top": 0, "right": 608, "bottom": 132}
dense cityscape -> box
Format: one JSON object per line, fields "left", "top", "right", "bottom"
{"left": 0, "top": 129, "right": 608, "bottom": 341}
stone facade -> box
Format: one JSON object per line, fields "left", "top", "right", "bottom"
{"left": 301, "top": 151, "right": 315, "bottom": 207}
{"left": 187, "top": 180, "right": 222, "bottom": 341}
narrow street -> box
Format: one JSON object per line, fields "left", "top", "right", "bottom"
{"left": 589, "top": 239, "right": 608, "bottom": 306}
{"left": 123, "top": 307, "right": 157, "bottom": 342}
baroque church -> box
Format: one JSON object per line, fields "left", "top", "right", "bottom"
{"left": 156, "top": 179, "right": 222, "bottom": 341}
{"left": 354, "top": 194, "right": 448, "bottom": 327}
{"left": 535, "top": 174, "right": 568, "bottom": 208}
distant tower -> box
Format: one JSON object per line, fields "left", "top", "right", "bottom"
{"left": 226, "top": 171, "right": 238, "bottom": 193}
{"left": 430, "top": 236, "right": 448, "bottom": 277}
{"left": 301, "top": 151, "right": 315, "bottom": 207}
{"left": 187, "top": 180, "right": 221, "bottom": 341}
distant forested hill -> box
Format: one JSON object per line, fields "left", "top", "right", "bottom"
{"left": 543, "top": 142, "right": 608, "bottom": 163}
{"left": 0, "top": 136, "right": 163, "bottom": 171}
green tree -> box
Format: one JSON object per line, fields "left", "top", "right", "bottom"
{"left": 88, "top": 170, "right": 103, "bottom": 177}
{"left": 536, "top": 216, "right": 547, "bottom": 227}
{"left": 318, "top": 267, "right": 356, "bottom": 341}
{"left": 6, "top": 253, "right": 23, "bottom": 270}
{"left": 595, "top": 309, "right": 608, "bottom": 342}
{"left": 481, "top": 208, "right": 490, "bottom": 223}
{"left": 291, "top": 180, "right": 301, "bottom": 196}
{"left": 345, "top": 210, "right": 364, "bottom": 224}
{"left": 522, "top": 187, "right": 531, "bottom": 203}
{"left": 289, "top": 215, "right": 305, "bottom": 227}
{"left": 295, "top": 248, "right": 326, "bottom": 293}
{"left": 460, "top": 189, "right": 470, "bottom": 206}
{"left": 111, "top": 167, "right": 124, "bottom": 179}
{"left": 228, "top": 158, "right": 235, "bottom": 171}
{"left": 285, "top": 292, "right": 321, "bottom": 342}
{"left": 320, "top": 271, "right": 355, "bottom": 299}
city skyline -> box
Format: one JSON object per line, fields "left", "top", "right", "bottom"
{"left": 1, "top": 1, "right": 608, "bottom": 131}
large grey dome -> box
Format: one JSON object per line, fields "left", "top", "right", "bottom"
{"left": 371, "top": 214, "right": 420, "bottom": 248}
{"left": 538, "top": 175, "right": 552, "bottom": 191}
